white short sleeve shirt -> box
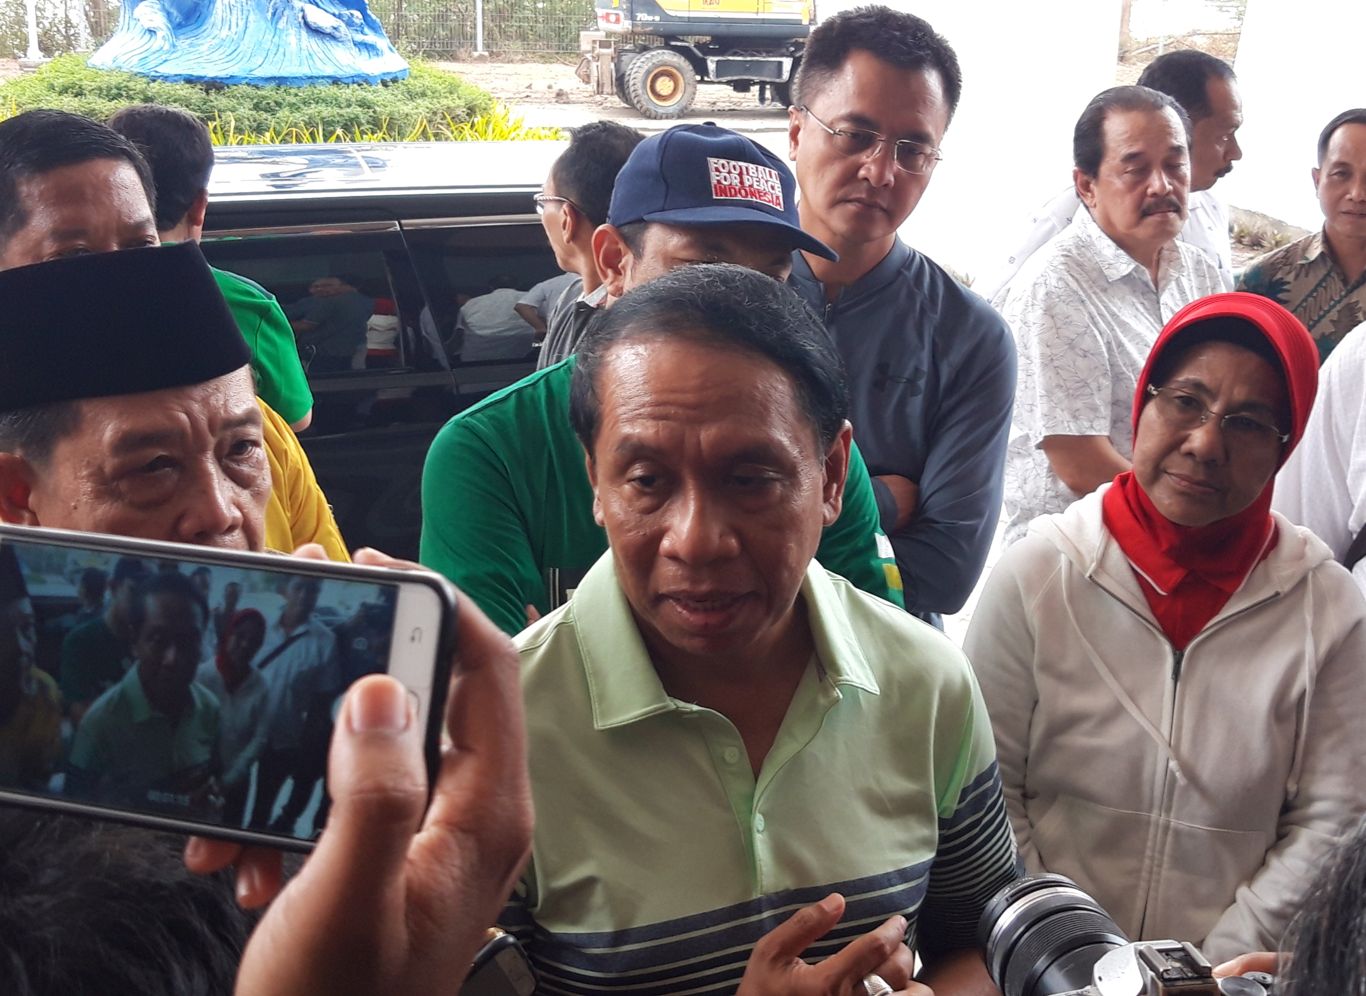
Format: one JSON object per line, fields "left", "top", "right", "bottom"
{"left": 1275, "top": 321, "right": 1366, "bottom": 594}
{"left": 516, "top": 272, "right": 578, "bottom": 319}
{"left": 999, "top": 207, "right": 1225, "bottom": 542}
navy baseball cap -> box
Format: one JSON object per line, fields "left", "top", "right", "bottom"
{"left": 606, "top": 123, "right": 837, "bottom": 261}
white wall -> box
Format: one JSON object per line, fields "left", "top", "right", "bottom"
{"left": 860, "top": 1, "right": 1124, "bottom": 281}
{"left": 1217, "top": 0, "right": 1366, "bottom": 231}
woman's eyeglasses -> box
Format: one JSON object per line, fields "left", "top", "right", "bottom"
{"left": 1146, "top": 385, "right": 1289, "bottom": 446}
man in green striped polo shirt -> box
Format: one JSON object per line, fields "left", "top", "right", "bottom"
{"left": 501, "top": 265, "right": 1019, "bottom": 994}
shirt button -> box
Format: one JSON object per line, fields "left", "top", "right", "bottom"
{"left": 723, "top": 747, "right": 740, "bottom": 764}
{"left": 754, "top": 814, "right": 766, "bottom": 833}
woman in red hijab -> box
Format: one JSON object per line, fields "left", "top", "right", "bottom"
{"left": 966, "top": 293, "right": 1366, "bottom": 963}
{"left": 198, "top": 608, "right": 270, "bottom": 827}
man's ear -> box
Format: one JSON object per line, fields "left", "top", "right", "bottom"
{"left": 1074, "top": 167, "right": 1097, "bottom": 209}
{"left": 561, "top": 200, "right": 583, "bottom": 245}
{"left": 0, "top": 454, "right": 41, "bottom": 526}
{"left": 821, "top": 421, "right": 854, "bottom": 527}
{"left": 593, "top": 225, "right": 631, "bottom": 300}
{"left": 788, "top": 105, "right": 804, "bottom": 162}
{"left": 185, "top": 189, "right": 209, "bottom": 241}
{"left": 1312, "top": 165, "right": 1321, "bottom": 191}
{"left": 583, "top": 449, "right": 605, "bottom": 527}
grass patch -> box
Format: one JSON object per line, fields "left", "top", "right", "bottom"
{"left": 1, "top": 54, "right": 562, "bottom": 143}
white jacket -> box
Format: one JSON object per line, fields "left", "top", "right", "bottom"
{"left": 965, "top": 487, "right": 1366, "bottom": 961}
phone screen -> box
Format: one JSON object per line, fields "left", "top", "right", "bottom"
{"left": 0, "top": 533, "right": 437, "bottom": 845}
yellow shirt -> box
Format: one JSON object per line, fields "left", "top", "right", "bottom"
{"left": 0, "top": 667, "right": 61, "bottom": 790}
{"left": 259, "top": 399, "right": 349, "bottom": 561}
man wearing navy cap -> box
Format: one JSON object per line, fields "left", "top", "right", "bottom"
{"left": 592, "top": 120, "right": 839, "bottom": 295}
{"left": 420, "top": 123, "right": 905, "bottom": 638}
{"left": 787, "top": 7, "right": 1017, "bottom": 624}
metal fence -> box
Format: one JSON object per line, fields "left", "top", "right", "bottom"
{"left": 373, "top": 0, "right": 595, "bottom": 57}
{"left": 2, "top": 0, "right": 116, "bottom": 58}
{"left": 5, "top": 0, "right": 593, "bottom": 60}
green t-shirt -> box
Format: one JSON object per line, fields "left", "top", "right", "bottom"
{"left": 59, "top": 615, "right": 128, "bottom": 708}
{"left": 420, "top": 357, "right": 905, "bottom": 636}
{"left": 67, "top": 666, "right": 220, "bottom": 809}
{"left": 213, "top": 268, "right": 314, "bottom": 426}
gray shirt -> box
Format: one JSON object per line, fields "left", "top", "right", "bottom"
{"left": 788, "top": 240, "right": 1017, "bottom": 616}
{"left": 537, "top": 279, "right": 608, "bottom": 370}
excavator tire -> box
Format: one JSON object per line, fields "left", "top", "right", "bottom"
{"left": 625, "top": 49, "right": 697, "bottom": 120}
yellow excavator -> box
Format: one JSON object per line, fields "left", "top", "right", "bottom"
{"left": 576, "top": 0, "right": 813, "bottom": 119}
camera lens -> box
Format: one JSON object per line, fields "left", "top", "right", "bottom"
{"left": 977, "top": 874, "right": 1130, "bottom": 996}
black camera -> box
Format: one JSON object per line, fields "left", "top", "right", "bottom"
{"left": 977, "top": 874, "right": 1275, "bottom": 996}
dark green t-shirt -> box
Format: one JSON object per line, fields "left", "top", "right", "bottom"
{"left": 59, "top": 616, "right": 129, "bottom": 708}
{"left": 213, "top": 268, "right": 314, "bottom": 426}
{"left": 420, "top": 357, "right": 905, "bottom": 636}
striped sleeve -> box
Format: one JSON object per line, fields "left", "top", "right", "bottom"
{"left": 914, "top": 761, "right": 1022, "bottom": 958}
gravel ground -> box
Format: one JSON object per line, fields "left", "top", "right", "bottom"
{"left": 431, "top": 57, "right": 792, "bottom": 133}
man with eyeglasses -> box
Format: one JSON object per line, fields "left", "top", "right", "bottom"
{"left": 785, "top": 6, "right": 1016, "bottom": 625}
{"left": 997, "top": 85, "right": 1223, "bottom": 544}
{"left": 532, "top": 121, "right": 643, "bottom": 368}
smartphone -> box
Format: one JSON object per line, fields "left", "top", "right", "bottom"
{"left": 0, "top": 523, "right": 455, "bottom": 851}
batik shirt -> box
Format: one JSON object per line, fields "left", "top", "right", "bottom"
{"left": 1238, "top": 229, "right": 1366, "bottom": 362}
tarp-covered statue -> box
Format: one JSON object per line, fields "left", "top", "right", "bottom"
{"left": 89, "top": 0, "right": 409, "bottom": 86}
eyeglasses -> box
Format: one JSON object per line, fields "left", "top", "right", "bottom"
{"left": 534, "top": 193, "right": 578, "bottom": 216}
{"left": 798, "top": 106, "right": 943, "bottom": 175}
{"left": 1146, "top": 385, "right": 1289, "bottom": 445}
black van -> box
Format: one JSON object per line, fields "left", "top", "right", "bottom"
{"left": 202, "top": 141, "right": 567, "bottom": 559}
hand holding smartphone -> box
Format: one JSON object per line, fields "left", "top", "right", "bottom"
{"left": 0, "top": 524, "right": 455, "bottom": 850}
{"left": 230, "top": 554, "right": 534, "bottom": 996}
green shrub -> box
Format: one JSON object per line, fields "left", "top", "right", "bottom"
{"left": 207, "top": 104, "right": 563, "bottom": 144}
{"left": 0, "top": 54, "right": 508, "bottom": 140}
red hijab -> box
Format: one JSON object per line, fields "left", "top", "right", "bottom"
{"left": 216, "top": 608, "right": 266, "bottom": 693}
{"left": 1101, "top": 293, "right": 1319, "bottom": 649}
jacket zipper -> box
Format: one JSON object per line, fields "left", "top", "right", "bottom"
{"left": 1086, "top": 578, "right": 1281, "bottom": 936}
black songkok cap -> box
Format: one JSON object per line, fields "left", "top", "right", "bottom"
{"left": 0, "top": 242, "right": 251, "bottom": 413}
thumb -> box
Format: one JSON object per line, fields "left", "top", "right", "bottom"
{"left": 305, "top": 675, "right": 428, "bottom": 900}
{"left": 752, "top": 894, "right": 847, "bottom": 965}
{"left": 234, "top": 677, "right": 428, "bottom": 996}
{"left": 1212, "top": 952, "right": 1279, "bottom": 978}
